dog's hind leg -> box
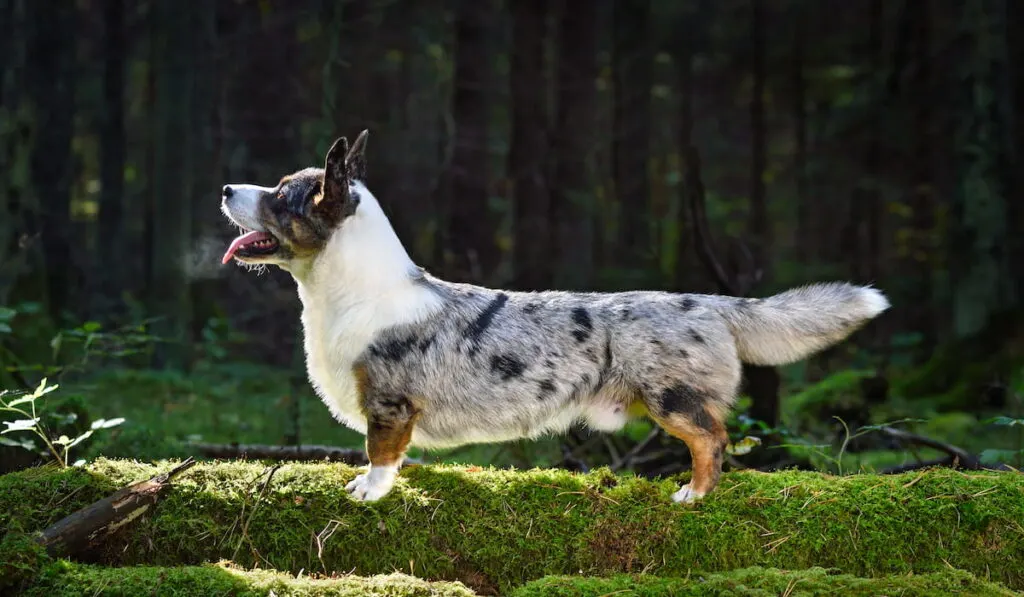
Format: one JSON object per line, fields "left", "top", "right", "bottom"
{"left": 643, "top": 385, "right": 730, "bottom": 504}
{"left": 346, "top": 392, "right": 420, "bottom": 502}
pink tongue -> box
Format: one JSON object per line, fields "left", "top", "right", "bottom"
{"left": 222, "top": 230, "right": 272, "bottom": 264}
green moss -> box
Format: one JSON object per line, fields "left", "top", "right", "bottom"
{"left": 0, "top": 531, "right": 50, "bottom": 590}
{"left": 19, "top": 560, "right": 476, "bottom": 596}
{"left": 511, "top": 568, "right": 1018, "bottom": 597}
{"left": 2, "top": 459, "right": 1023, "bottom": 594}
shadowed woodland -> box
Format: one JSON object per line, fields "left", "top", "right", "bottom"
{"left": 1, "top": 0, "right": 1024, "bottom": 594}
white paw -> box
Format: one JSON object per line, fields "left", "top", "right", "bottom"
{"left": 672, "top": 484, "right": 706, "bottom": 504}
{"left": 345, "top": 466, "right": 397, "bottom": 502}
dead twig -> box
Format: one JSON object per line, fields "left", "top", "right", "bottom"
{"left": 37, "top": 458, "right": 197, "bottom": 557}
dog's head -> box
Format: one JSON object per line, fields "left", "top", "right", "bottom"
{"left": 220, "top": 130, "right": 369, "bottom": 268}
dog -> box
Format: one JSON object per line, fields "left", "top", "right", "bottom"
{"left": 220, "top": 130, "right": 889, "bottom": 504}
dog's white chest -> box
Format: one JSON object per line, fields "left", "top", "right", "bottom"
{"left": 300, "top": 309, "right": 372, "bottom": 435}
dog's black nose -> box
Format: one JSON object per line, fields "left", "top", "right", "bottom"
{"left": 222, "top": 185, "right": 234, "bottom": 198}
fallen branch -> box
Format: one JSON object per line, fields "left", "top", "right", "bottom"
{"left": 877, "top": 427, "right": 982, "bottom": 470}
{"left": 189, "top": 442, "right": 422, "bottom": 466}
{"left": 36, "top": 457, "right": 197, "bottom": 558}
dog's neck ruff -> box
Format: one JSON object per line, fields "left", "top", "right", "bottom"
{"left": 293, "top": 181, "right": 442, "bottom": 322}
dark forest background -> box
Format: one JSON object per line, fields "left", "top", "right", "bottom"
{"left": 1, "top": 0, "right": 1022, "bottom": 475}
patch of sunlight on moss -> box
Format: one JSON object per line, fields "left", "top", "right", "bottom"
{"left": 18, "top": 560, "right": 476, "bottom": 597}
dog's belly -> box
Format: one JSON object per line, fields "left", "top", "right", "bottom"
{"left": 410, "top": 405, "right": 585, "bottom": 450}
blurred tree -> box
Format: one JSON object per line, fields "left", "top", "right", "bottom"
{"left": 551, "top": 0, "right": 599, "bottom": 290}
{"left": 612, "top": 0, "right": 653, "bottom": 269}
{"left": 442, "top": 0, "right": 500, "bottom": 281}
{"left": 792, "top": 1, "right": 809, "bottom": 263}
{"left": 950, "top": 0, "right": 1015, "bottom": 338}
{"left": 748, "top": 0, "right": 769, "bottom": 278}
{"left": 26, "top": 0, "right": 77, "bottom": 320}
{"left": 97, "top": 0, "right": 126, "bottom": 317}
{"left": 906, "top": 0, "right": 936, "bottom": 347}
{"left": 509, "top": 0, "right": 550, "bottom": 290}
{"left": 149, "top": 0, "right": 196, "bottom": 368}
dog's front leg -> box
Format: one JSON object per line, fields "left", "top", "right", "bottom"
{"left": 346, "top": 396, "right": 419, "bottom": 502}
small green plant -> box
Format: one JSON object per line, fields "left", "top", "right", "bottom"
{"left": 0, "top": 378, "right": 123, "bottom": 467}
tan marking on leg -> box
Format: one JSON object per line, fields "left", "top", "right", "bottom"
{"left": 651, "top": 410, "right": 728, "bottom": 500}
{"left": 366, "top": 411, "right": 420, "bottom": 467}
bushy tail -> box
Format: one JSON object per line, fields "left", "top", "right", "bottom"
{"left": 708, "top": 283, "right": 889, "bottom": 366}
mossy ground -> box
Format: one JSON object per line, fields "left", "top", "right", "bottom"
{"left": 510, "top": 568, "right": 1020, "bottom": 597}
{"left": 2, "top": 459, "right": 1023, "bottom": 594}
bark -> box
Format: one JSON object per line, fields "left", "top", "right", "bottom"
{"left": 550, "top": 0, "right": 598, "bottom": 290}
{"left": 612, "top": 0, "right": 653, "bottom": 266}
{"left": 509, "top": 0, "right": 550, "bottom": 290}
{"left": 443, "top": 0, "right": 499, "bottom": 281}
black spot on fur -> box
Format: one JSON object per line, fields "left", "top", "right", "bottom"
{"left": 369, "top": 336, "right": 417, "bottom": 362}
{"left": 571, "top": 307, "right": 593, "bottom": 343}
{"left": 418, "top": 333, "right": 436, "bottom": 353}
{"left": 650, "top": 338, "right": 663, "bottom": 348}
{"left": 465, "top": 293, "right": 508, "bottom": 355}
{"left": 620, "top": 308, "right": 632, "bottom": 321}
{"left": 680, "top": 297, "right": 698, "bottom": 311}
{"left": 689, "top": 329, "right": 705, "bottom": 344}
{"left": 678, "top": 348, "right": 690, "bottom": 359}
{"left": 491, "top": 354, "right": 526, "bottom": 380}
{"left": 544, "top": 359, "right": 555, "bottom": 369}
{"left": 585, "top": 348, "right": 599, "bottom": 363}
{"left": 523, "top": 302, "right": 540, "bottom": 314}
{"left": 538, "top": 379, "right": 557, "bottom": 400}
{"left": 659, "top": 384, "right": 715, "bottom": 432}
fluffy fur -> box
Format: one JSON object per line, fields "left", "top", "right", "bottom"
{"left": 220, "top": 131, "right": 890, "bottom": 504}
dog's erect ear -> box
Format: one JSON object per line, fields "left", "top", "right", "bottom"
{"left": 318, "top": 136, "right": 351, "bottom": 206}
{"left": 345, "top": 129, "right": 369, "bottom": 181}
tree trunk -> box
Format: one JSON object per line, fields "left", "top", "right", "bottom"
{"left": 149, "top": 0, "right": 195, "bottom": 368}
{"left": 509, "top": 0, "right": 550, "bottom": 290}
{"left": 950, "top": 0, "right": 1015, "bottom": 338}
{"left": 864, "top": 0, "right": 884, "bottom": 284}
{"left": 792, "top": 4, "right": 810, "bottom": 264}
{"left": 550, "top": 0, "right": 598, "bottom": 290}
{"left": 612, "top": 0, "right": 653, "bottom": 268}
{"left": 97, "top": 0, "right": 126, "bottom": 318}
{"left": 26, "top": 0, "right": 77, "bottom": 320}
{"left": 905, "top": 0, "right": 935, "bottom": 347}
{"left": 748, "top": 0, "right": 769, "bottom": 276}
{"left": 1007, "top": 0, "right": 1024, "bottom": 299}
{"left": 442, "top": 0, "right": 499, "bottom": 282}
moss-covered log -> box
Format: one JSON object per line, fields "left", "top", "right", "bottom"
{"left": 2, "top": 459, "right": 1023, "bottom": 593}
{"left": 6, "top": 561, "right": 1017, "bottom": 597}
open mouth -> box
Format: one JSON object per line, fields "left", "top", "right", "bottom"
{"left": 222, "top": 230, "right": 280, "bottom": 264}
